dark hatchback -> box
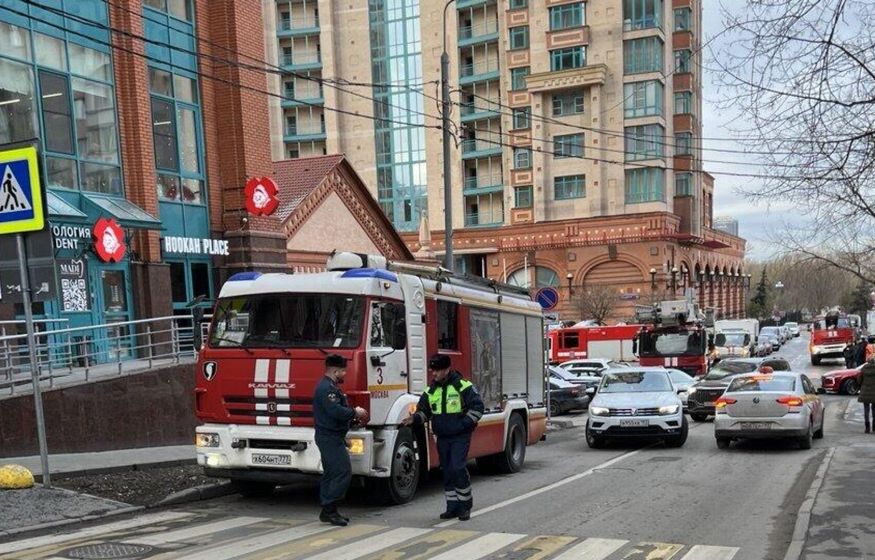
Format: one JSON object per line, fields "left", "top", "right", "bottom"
{"left": 548, "top": 377, "right": 590, "bottom": 416}
{"left": 687, "top": 357, "right": 792, "bottom": 421}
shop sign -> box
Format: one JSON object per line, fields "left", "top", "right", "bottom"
{"left": 93, "top": 218, "right": 126, "bottom": 263}
{"left": 57, "top": 258, "right": 90, "bottom": 312}
{"left": 162, "top": 236, "right": 230, "bottom": 256}
{"left": 244, "top": 177, "right": 280, "bottom": 216}
{"left": 52, "top": 224, "right": 92, "bottom": 250}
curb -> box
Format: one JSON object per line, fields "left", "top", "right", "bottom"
{"left": 783, "top": 446, "right": 835, "bottom": 560}
{"left": 547, "top": 419, "right": 575, "bottom": 430}
{"left": 152, "top": 481, "right": 237, "bottom": 508}
{"left": 35, "top": 458, "right": 197, "bottom": 483}
{"left": 0, "top": 505, "right": 144, "bottom": 540}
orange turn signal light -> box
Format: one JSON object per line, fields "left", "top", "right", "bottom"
{"left": 714, "top": 397, "right": 736, "bottom": 408}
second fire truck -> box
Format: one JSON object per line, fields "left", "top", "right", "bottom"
{"left": 634, "top": 296, "right": 712, "bottom": 377}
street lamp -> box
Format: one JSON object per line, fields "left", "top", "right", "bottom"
{"left": 441, "top": 0, "right": 456, "bottom": 270}
{"left": 650, "top": 267, "right": 657, "bottom": 292}
{"left": 775, "top": 281, "right": 784, "bottom": 290}
{"left": 566, "top": 272, "right": 574, "bottom": 295}
{"left": 669, "top": 266, "right": 679, "bottom": 294}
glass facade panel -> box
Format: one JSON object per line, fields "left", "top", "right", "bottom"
{"left": 550, "top": 3, "right": 584, "bottom": 30}
{"left": 555, "top": 133, "right": 584, "bottom": 158}
{"left": 149, "top": 68, "right": 173, "bottom": 96}
{"left": 45, "top": 156, "right": 77, "bottom": 189}
{"left": 34, "top": 33, "right": 66, "bottom": 71}
{"left": 554, "top": 175, "right": 585, "bottom": 199}
{"left": 0, "top": 21, "right": 31, "bottom": 61}
{"left": 80, "top": 161, "right": 120, "bottom": 194}
{"left": 514, "top": 185, "right": 533, "bottom": 208}
{"left": 550, "top": 47, "right": 585, "bottom": 71}
{"left": 69, "top": 44, "right": 111, "bottom": 81}
{"left": 674, "top": 7, "right": 691, "bottom": 31}
{"left": 552, "top": 91, "right": 584, "bottom": 116}
{"left": 624, "top": 37, "right": 663, "bottom": 74}
{"left": 625, "top": 124, "right": 664, "bottom": 160}
{"left": 624, "top": 80, "right": 663, "bottom": 118}
{"left": 623, "top": 0, "right": 663, "bottom": 31}
{"left": 675, "top": 172, "right": 692, "bottom": 195}
{"left": 72, "top": 78, "right": 118, "bottom": 165}
{"left": 178, "top": 107, "right": 199, "bottom": 173}
{"left": 151, "top": 98, "right": 177, "bottom": 170}
{"left": 0, "top": 58, "right": 37, "bottom": 145}
{"left": 39, "top": 71, "right": 74, "bottom": 154}
{"left": 625, "top": 167, "right": 665, "bottom": 203}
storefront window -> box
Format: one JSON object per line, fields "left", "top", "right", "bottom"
{"left": 0, "top": 58, "right": 36, "bottom": 145}
{"left": 170, "top": 262, "right": 187, "bottom": 303}
{"left": 191, "top": 262, "right": 210, "bottom": 299}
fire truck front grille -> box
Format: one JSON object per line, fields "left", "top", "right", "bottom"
{"left": 223, "top": 396, "right": 314, "bottom": 420}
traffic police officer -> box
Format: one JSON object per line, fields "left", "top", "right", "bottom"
{"left": 404, "top": 354, "right": 484, "bottom": 521}
{"left": 313, "top": 354, "right": 366, "bottom": 526}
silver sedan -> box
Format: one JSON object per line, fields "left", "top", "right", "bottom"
{"left": 713, "top": 372, "right": 825, "bottom": 450}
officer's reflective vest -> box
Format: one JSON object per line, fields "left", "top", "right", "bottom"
{"left": 426, "top": 380, "right": 472, "bottom": 414}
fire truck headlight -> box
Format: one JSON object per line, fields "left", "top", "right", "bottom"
{"left": 589, "top": 406, "right": 610, "bottom": 417}
{"left": 196, "top": 433, "right": 221, "bottom": 448}
{"left": 347, "top": 438, "right": 365, "bottom": 455}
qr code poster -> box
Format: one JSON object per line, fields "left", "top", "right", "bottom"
{"left": 58, "top": 258, "right": 90, "bottom": 312}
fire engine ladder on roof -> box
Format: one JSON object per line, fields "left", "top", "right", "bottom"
{"left": 387, "top": 260, "right": 532, "bottom": 299}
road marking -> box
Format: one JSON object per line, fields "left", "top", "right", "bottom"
{"left": 258, "top": 524, "right": 380, "bottom": 560}
{"left": 304, "top": 527, "right": 433, "bottom": 560}
{"left": 425, "top": 532, "right": 527, "bottom": 560}
{"left": 679, "top": 545, "right": 739, "bottom": 560}
{"left": 367, "top": 529, "right": 477, "bottom": 560}
{"left": 618, "top": 542, "right": 683, "bottom": 560}
{"left": 551, "top": 538, "right": 627, "bottom": 560}
{"left": 435, "top": 449, "right": 644, "bottom": 528}
{"left": 123, "top": 516, "right": 268, "bottom": 545}
{"left": 172, "top": 521, "right": 337, "bottom": 560}
{"left": 0, "top": 511, "right": 192, "bottom": 554}
{"left": 500, "top": 534, "right": 577, "bottom": 559}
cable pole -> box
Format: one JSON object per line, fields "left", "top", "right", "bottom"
{"left": 442, "top": 0, "right": 455, "bottom": 271}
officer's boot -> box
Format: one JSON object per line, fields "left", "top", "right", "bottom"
{"left": 457, "top": 499, "right": 472, "bottom": 521}
{"left": 319, "top": 503, "right": 348, "bottom": 526}
{"left": 439, "top": 501, "right": 459, "bottom": 519}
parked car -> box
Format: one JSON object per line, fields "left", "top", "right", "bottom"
{"left": 760, "top": 326, "right": 784, "bottom": 346}
{"left": 585, "top": 368, "right": 688, "bottom": 448}
{"left": 687, "top": 357, "right": 792, "bottom": 421}
{"left": 785, "top": 322, "right": 801, "bottom": 337}
{"left": 548, "top": 377, "right": 590, "bottom": 416}
{"left": 820, "top": 364, "right": 863, "bottom": 395}
{"left": 762, "top": 334, "right": 781, "bottom": 351}
{"left": 549, "top": 365, "right": 600, "bottom": 394}
{"left": 714, "top": 372, "right": 825, "bottom": 449}
{"left": 754, "top": 337, "right": 773, "bottom": 357}
{"left": 559, "top": 359, "right": 630, "bottom": 376}
{"left": 666, "top": 368, "right": 695, "bottom": 410}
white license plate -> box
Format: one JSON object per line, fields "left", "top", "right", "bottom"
{"left": 251, "top": 453, "right": 291, "bottom": 466}
{"left": 619, "top": 419, "right": 649, "bottom": 427}
{"left": 705, "top": 401, "right": 715, "bottom": 407}
{"left": 740, "top": 422, "right": 771, "bottom": 430}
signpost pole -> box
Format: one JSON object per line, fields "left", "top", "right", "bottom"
{"left": 16, "top": 233, "right": 51, "bottom": 487}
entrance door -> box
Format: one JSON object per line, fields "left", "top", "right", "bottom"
{"left": 92, "top": 266, "right": 133, "bottom": 361}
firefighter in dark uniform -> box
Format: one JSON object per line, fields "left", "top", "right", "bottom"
{"left": 313, "top": 354, "right": 366, "bottom": 526}
{"left": 404, "top": 354, "right": 485, "bottom": 521}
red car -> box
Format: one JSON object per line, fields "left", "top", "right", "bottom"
{"left": 820, "top": 365, "right": 863, "bottom": 395}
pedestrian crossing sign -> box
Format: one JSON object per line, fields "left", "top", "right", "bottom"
{"left": 0, "top": 146, "right": 45, "bottom": 234}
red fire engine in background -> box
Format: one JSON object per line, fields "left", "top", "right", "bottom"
{"left": 633, "top": 297, "right": 712, "bottom": 377}
{"left": 809, "top": 311, "right": 858, "bottom": 365}
{"left": 547, "top": 324, "right": 641, "bottom": 364}
{"left": 195, "top": 252, "right": 547, "bottom": 504}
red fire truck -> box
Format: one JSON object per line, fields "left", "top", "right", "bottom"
{"left": 195, "top": 252, "right": 547, "bottom": 504}
{"left": 634, "top": 298, "right": 710, "bottom": 377}
{"left": 547, "top": 324, "right": 641, "bottom": 364}
{"left": 810, "top": 312, "right": 857, "bottom": 365}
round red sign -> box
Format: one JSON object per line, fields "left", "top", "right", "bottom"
{"left": 244, "top": 177, "right": 280, "bottom": 216}
{"left": 93, "top": 217, "right": 126, "bottom": 262}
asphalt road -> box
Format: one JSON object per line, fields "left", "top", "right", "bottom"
{"left": 3, "top": 332, "right": 871, "bottom": 560}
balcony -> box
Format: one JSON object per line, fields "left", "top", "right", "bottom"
{"left": 283, "top": 123, "right": 327, "bottom": 142}
{"left": 277, "top": 16, "right": 320, "bottom": 36}
{"left": 464, "top": 193, "right": 504, "bottom": 227}
{"left": 458, "top": 20, "right": 499, "bottom": 47}
{"left": 459, "top": 101, "right": 501, "bottom": 122}
{"left": 461, "top": 138, "right": 503, "bottom": 159}
{"left": 463, "top": 176, "right": 503, "bottom": 193}
{"left": 459, "top": 60, "right": 500, "bottom": 85}
{"left": 282, "top": 85, "right": 324, "bottom": 108}
{"left": 281, "top": 52, "right": 322, "bottom": 71}
{"left": 457, "top": 0, "right": 494, "bottom": 8}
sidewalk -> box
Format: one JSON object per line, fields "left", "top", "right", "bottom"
{"left": 5, "top": 445, "right": 195, "bottom": 477}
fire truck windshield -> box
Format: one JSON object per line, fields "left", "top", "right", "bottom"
{"left": 209, "top": 294, "right": 366, "bottom": 348}
{"left": 639, "top": 330, "right": 704, "bottom": 357}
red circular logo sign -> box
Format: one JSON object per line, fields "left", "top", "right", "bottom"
{"left": 93, "top": 218, "right": 126, "bottom": 262}
{"left": 244, "top": 177, "right": 280, "bottom": 216}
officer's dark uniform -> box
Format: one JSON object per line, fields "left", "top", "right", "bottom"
{"left": 313, "top": 354, "right": 355, "bottom": 525}
{"left": 411, "top": 354, "right": 485, "bottom": 520}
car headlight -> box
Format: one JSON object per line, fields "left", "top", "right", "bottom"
{"left": 589, "top": 406, "right": 610, "bottom": 416}
{"left": 659, "top": 405, "right": 680, "bottom": 415}
{"left": 196, "top": 433, "right": 220, "bottom": 448}
{"left": 687, "top": 387, "right": 697, "bottom": 395}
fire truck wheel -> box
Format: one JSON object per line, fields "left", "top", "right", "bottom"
{"left": 690, "top": 412, "right": 709, "bottom": 422}
{"left": 232, "top": 480, "right": 276, "bottom": 498}
{"left": 372, "top": 427, "right": 420, "bottom": 505}
{"left": 492, "top": 414, "right": 527, "bottom": 474}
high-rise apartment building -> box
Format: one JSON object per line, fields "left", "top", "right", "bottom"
{"left": 264, "top": 0, "right": 746, "bottom": 320}
{"left": 713, "top": 216, "right": 739, "bottom": 237}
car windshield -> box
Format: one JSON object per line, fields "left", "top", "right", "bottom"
{"left": 669, "top": 370, "right": 691, "bottom": 384}
{"left": 638, "top": 330, "right": 705, "bottom": 357}
{"left": 785, "top": 322, "right": 798, "bottom": 328}
{"left": 728, "top": 376, "right": 797, "bottom": 392}
{"left": 716, "top": 332, "right": 748, "bottom": 346}
{"left": 705, "top": 361, "right": 758, "bottom": 379}
{"left": 761, "top": 327, "right": 779, "bottom": 336}
{"left": 209, "top": 294, "right": 366, "bottom": 348}
{"left": 600, "top": 371, "right": 672, "bottom": 393}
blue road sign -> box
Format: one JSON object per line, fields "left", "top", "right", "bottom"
{"left": 536, "top": 286, "right": 559, "bottom": 310}
{"left": 0, "top": 147, "right": 45, "bottom": 234}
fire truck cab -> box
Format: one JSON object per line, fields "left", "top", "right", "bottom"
{"left": 195, "top": 252, "right": 547, "bottom": 504}
{"left": 634, "top": 297, "right": 711, "bottom": 377}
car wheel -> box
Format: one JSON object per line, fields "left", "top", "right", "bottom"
{"left": 690, "top": 412, "right": 709, "bottom": 422}
{"left": 492, "top": 414, "right": 527, "bottom": 474}
{"left": 549, "top": 400, "right": 561, "bottom": 417}
{"left": 666, "top": 418, "right": 688, "bottom": 448}
{"left": 585, "top": 424, "right": 604, "bottom": 449}
{"left": 233, "top": 480, "right": 276, "bottom": 498}
{"left": 813, "top": 417, "right": 825, "bottom": 439}
{"left": 798, "top": 421, "right": 813, "bottom": 450}
{"left": 841, "top": 378, "right": 860, "bottom": 396}
{"left": 716, "top": 437, "right": 731, "bottom": 449}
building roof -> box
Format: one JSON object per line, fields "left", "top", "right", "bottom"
{"left": 273, "top": 154, "right": 345, "bottom": 221}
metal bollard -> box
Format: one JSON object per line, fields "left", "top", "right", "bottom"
{"left": 147, "top": 326, "right": 153, "bottom": 369}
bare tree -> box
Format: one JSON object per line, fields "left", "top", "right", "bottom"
{"left": 574, "top": 284, "right": 617, "bottom": 325}
{"left": 714, "top": 1, "right": 875, "bottom": 282}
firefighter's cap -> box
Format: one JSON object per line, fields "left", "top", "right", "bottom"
{"left": 428, "top": 354, "right": 451, "bottom": 370}
{"left": 325, "top": 354, "right": 348, "bottom": 369}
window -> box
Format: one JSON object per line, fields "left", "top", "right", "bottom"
{"left": 515, "top": 186, "right": 533, "bottom": 207}
{"left": 675, "top": 132, "right": 692, "bottom": 155}
{"left": 510, "top": 66, "right": 530, "bottom": 91}
{"left": 514, "top": 147, "right": 532, "bottom": 169}
{"left": 549, "top": 3, "right": 584, "bottom": 30}
{"left": 507, "top": 266, "right": 560, "bottom": 288}
{"left": 509, "top": 0, "right": 527, "bottom": 8}
{"left": 551, "top": 47, "right": 585, "bottom": 71}
{"left": 370, "top": 302, "right": 407, "bottom": 350}
{"left": 674, "top": 7, "right": 692, "bottom": 31}
{"left": 624, "top": 37, "right": 663, "bottom": 74}
{"left": 675, "top": 172, "right": 692, "bottom": 195}
{"left": 624, "top": 80, "right": 663, "bottom": 118}
{"left": 39, "top": 72, "right": 74, "bottom": 154}
{"left": 512, "top": 107, "right": 531, "bottom": 129}
{"left": 675, "top": 49, "right": 692, "bottom": 73}
{"left": 624, "top": 0, "right": 663, "bottom": 30}
{"left": 552, "top": 91, "right": 584, "bottom": 116}
{"left": 437, "top": 300, "right": 458, "bottom": 350}
{"left": 509, "top": 26, "right": 529, "bottom": 50}
{"left": 555, "top": 133, "right": 584, "bottom": 158}
{"left": 625, "top": 124, "right": 664, "bottom": 160}
{"left": 625, "top": 167, "right": 665, "bottom": 203}
{"left": 144, "top": 0, "right": 192, "bottom": 21}
{"left": 674, "top": 91, "right": 692, "bottom": 114}
{"left": 554, "top": 175, "right": 585, "bottom": 199}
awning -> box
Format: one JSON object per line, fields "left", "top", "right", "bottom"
{"left": 80, "top": 193, "right": 163, "bottom": 230}
{"left": 47, "top": 191, "right": 88, "bottom": 221}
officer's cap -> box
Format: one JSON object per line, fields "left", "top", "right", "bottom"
{"left": 325, "top": 354, "right": 347, "bottom": 369}
{"left": 428, "top": 354, "right": 451, "bottom": 370}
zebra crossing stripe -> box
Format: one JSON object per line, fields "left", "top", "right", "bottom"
{"left": 619, "top": 542, "right": 684, "bottom": 560}
{"left": 172, "top": 521, "right": 337, "bottom": 560}
{"left": 303, "top": 527, "right": 433, "bottom": 560}
{"left": 551, "top": 537, "right": 628, "bottom": 560}
{"left": 123, "top": 516, "right": 268, "bottom": 545}
{"left": 679, "top": 545, "right": 739, "bottom": 560}
{"left": 507, "top": 534, "right": 577, "bottom": 559}
{"left": 425, "top": 532, "right": 527, "bottom": 560}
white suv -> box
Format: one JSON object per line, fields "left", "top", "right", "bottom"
{"left": 585, "top": 368, "right": 688, "bottom": 448}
